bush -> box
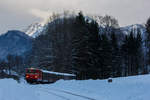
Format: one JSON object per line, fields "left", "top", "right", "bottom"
{"left": 0, "top": 72, "right": 20, "bottom": 83}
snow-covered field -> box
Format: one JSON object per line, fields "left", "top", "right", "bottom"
{"left": 0, "top": 74, "right": 150, "bottom": 100}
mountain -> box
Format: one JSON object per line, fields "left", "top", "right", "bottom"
{"left": 0, "top": 30, "right": 32, "bottom": 60}
{"left": 24, "top": 23, "right": 44, "bottom": 38}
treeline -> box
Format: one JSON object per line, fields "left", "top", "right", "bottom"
{"left": 0, "top": 54, "right": 29, "bottom": 77}
{"left": 3, "top": 11, "right": 149, "bottom": 80}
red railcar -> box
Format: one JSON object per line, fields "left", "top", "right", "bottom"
{"left": 25, "top": 68, "right": 42, "bottom": 83}
{"left": 25, "top": 68, "right": 76, "bottom": 83}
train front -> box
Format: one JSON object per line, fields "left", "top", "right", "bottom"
{"left": 25, "top": 68, "right": 42, "bottom": 83}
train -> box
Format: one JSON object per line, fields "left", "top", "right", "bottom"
{"left": 25, "top": 68, "right": 76, "bottom": 83}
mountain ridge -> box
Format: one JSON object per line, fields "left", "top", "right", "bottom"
{"left": 0, "top": 30, "right": 32, "bottom": 60}
{"left": 24, "top": 22, "right": 147, "bottom": 38}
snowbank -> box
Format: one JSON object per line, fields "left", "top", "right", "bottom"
{"left": 44, "top": 75, "right": 150, "bottom": 100}
{"left": 0, "top": 79, "right": 38, "bottom": 100}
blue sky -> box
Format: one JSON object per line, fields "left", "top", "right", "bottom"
{"left": 0, "top": 0, "right": 150, "bottom": 33}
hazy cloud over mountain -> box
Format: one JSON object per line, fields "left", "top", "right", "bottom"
{"left": 0, "top": 0, "right": 150, "bottom": 33}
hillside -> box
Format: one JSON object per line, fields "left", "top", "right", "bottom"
{"left": 0, "top": 30, "right": 32, "bottom": 60}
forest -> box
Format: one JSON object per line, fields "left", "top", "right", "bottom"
{"left": 1, "top": 11, "right": 150, "bottom": 80}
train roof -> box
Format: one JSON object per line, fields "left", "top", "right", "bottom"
{"left": 26, "top": 68, "right": 76, "bottom": 76}
{"left": 26, "top": 68, "right": 37, "bottom": 70}
{"left": 41, "top": 70, "right": 76, "bottom": 77}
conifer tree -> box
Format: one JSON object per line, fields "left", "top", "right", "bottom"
{"left": 135, "top": 29, "right": 143, "bottom": 74}
{"left": 72, "top": 12, "right": 90, "bottom": 79}
{"left": 100, "top": 34, "right": 112, "bottom": 78}
{"left": 121, "top": 35, "right": 129, "bottom": 76}
{"left": 86, "top": 20, "right": 100, "bottom": 79}
{"left": 110, "top": 32, "right": 121, "bottom": 77}
{"left": 145, "top": 17, "right": 150, "bottom": 73}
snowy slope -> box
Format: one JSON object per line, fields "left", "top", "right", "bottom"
{"left": 0, "top": 30, "right": 32, "bottom": 60}
{"left": 120, "top": 24, "right": 146, "bottom": 38}
{"left": 120, "top": 24, "right": 146, "bottom": 34}
{"left": 0, "top": 74, "right": 150, "bottom": 100}
{"left": 0, "top": 79, "right": 39, "bottom": 100}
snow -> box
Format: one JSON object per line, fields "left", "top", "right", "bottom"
{"left": 0, "top": 74, "right": 150, "bottom": 100}
{"left": 2, "top": 70, "right": 18, "bottom": 76}
{"left": 24, "top": 23, "right": 44, "bottom": 38}
{"left": 0, "top": 79, "right": 39, "bottom": 100}
{"left": 120, "top": 24, "right": 146, "bottom": 37}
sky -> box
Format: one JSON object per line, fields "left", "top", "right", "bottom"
{"left": 0, "top": 0, "right": 150, "bottom": 33}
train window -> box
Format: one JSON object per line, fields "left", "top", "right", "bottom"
{"left": 26, "top": 69, "right": 37, "bottom": 74}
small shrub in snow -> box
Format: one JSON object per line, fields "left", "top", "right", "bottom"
{"left": 108, "top": 78, "right": 112, "bottom": 83}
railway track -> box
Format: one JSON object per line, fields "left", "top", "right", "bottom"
{"left": 39, "top": 88, "right": 70, "bottom": 100}
{"left": 37, "top": 86, "right": 96, "bottom": 100}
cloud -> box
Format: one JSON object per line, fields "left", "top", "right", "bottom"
{"left": 0, "top": 0, "right": 150, "bottom": 33}
{"left": 29, "top": 9, "right": 51, "bottom": 24}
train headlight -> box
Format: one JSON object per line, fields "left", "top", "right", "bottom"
{"left": 26, "top": 75, "right": 29, "bottom": 78}
{"left": 35, "top": 75, "right": 38, "bottom": 78}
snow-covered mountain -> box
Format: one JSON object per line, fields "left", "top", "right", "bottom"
{"left": 0, "top": 30, "right": 32, "bottom": 60}
{"left": 120, "top": 24, "right": 146, "bottom": 34}
{"left": 24, "top": 23, "right": 44, "bottom": 38}
{"left": 119, "top": 24, "right": 147, "bottom": 41}
{"left": 25, "top": 20, "right": 147, "bottom": 41}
